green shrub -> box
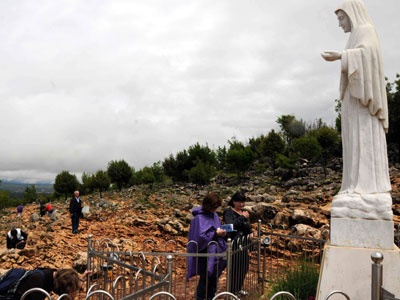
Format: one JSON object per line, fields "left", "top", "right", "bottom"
{"left": 186, "top": 161, "right": 217, "bottom": 185}
{"left": 269, "top": 260, "right": 319, "bottom": 300}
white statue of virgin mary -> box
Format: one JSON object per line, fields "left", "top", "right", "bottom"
{"left": 321, "top": 0, "right": 392, "bottom": 220}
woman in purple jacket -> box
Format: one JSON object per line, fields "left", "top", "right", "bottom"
{"left": 186, "top": 192, "right": 227, "bottom": 300}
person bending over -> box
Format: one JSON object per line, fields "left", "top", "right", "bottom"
{"left": 0, "top": 268, "right": 89, "bottom": 300}
{"left": 6, "top": 228, "right": 28, "bottom": 249}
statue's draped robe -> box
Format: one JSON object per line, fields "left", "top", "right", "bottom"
{"left": 336, "top": 0, "right": 391, "bottom": 195}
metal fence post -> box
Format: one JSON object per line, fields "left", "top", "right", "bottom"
{"left": 166, "top": 254, "right": 173, "bottom": 293}
{"left": 262, "top": 240, "right": 267, "bottom": 293}
{"left": 87, "top": 234, "right": 93, "bottom": 292}
{"left": 371, "top": 252, "right": 383, "bottom": 300}
{"left": 226, "top": 238, "right": 232, "bottom": 293}
{"left": 257, "top": 220, "right": 261, "bottom": 285}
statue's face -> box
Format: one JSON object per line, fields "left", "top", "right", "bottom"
{"left": 336, "top": 10, "right": 351, "bottom": 33}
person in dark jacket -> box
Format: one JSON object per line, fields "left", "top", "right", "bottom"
{"left": 69, "top": 191, "right": 83, "bottom": 234}
{"left": 6, "top": 228, "right": 28, "bottom": 249}
{"left": 187, "top": 192, "right": 227, "bottom": 300}
{"left": 0, "top": 268, "right": 86, "bottom": 300}
{"left": 223, "top": 190, "right": 253, "bottom": 296}
{"left": 38, "top": 199, "right": 46, "bottom": 217}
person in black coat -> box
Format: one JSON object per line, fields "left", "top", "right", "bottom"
{"left": 6, "top": 228, "right": 28, "bottom": 249}
{"left": 38, "top": 199, "right": 46, "bottom": 217}
{"left": 69, "top": 190, "right": 83, "bottom": 234}
{"left": 223, "top": 191, "right": 253, "bottom": 296}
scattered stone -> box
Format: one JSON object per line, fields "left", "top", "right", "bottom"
{"left": 0, "top": 163, "right": 398, "bottom": 277}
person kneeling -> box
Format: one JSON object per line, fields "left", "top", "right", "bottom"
{"left": 7, "top": 228, "right": 28, "bottom": 250}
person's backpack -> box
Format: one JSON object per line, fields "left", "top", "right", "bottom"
{"left": 0, "top": 269, "right": 45, "bottom": 299}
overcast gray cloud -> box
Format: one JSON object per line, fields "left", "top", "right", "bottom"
{"left": 0, "top": 0, "right": 399, "bottom": 183}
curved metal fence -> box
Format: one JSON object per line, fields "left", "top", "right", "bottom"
{"left": 17, "top": 221, "right": 400, "bottom": 299}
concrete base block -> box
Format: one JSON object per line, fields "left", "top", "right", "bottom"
{"left": 330, "top": 218, "right": 394, "bottom": 250}
{"left": 316, "top": 244, "right": 400, "bottom": 300}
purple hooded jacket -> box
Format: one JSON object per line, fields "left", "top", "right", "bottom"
{"left": 186, "top": 206, "right": 227, "bottom": 281}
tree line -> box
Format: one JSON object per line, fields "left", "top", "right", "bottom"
{"left": 1, "top": 75, "right": 399, "bottom": 208}
{"left": 53, "top": 114, "right": 340, "bottom": 194}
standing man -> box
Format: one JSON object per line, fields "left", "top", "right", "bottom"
{"left": 69, "top": 191, "right": 82, "bottom": 234}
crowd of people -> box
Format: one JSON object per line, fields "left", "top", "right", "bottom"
{"left": 4, "top": 190, "right": 251, "bottom": 300}
{"left": 1, "top": 191, "right": 85, "bottom": 300}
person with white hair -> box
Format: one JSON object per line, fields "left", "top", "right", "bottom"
{"left": 69, "top": 190, "right": 83, "bottom": 234}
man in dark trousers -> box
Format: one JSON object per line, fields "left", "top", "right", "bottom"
{"left": 69, "top": 191, "right": 83, "bottom": 234}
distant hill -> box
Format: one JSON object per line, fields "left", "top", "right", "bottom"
{"left": 0, "top": 181, "right": 53, "bottom": 199}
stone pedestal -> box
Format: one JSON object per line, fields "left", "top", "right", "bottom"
{"left": 316, "top": 244, "right": 400, "bottom": 300}
{"left": 317, "top": 217, "right": 399, "bottom": 299}
{"left": 330, "top": 217, "right": 394, "bottom": 249}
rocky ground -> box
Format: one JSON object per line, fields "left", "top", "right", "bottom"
{"left": 1, "top": 163, "right": 400, "bottom": 276}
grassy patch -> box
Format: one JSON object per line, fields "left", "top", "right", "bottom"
{"left": 268, "top": 260, "right": 319, "bottom": 300}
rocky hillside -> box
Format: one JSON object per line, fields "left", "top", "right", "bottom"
{"left": 1, "top": 164, "right": 400, "bottom": 273}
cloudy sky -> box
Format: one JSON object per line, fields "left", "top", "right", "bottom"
{"left": 0, "top": 0, "right": 399, "bottom": 183}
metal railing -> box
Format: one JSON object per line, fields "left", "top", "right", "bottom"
{"left": 17, "top": 222, "right": 400, "bottom": 299}
{"left": 84, "top": 235, "right": 261, "bottom": 299}
{"left": 81, "top": 221, "right": 327, "bottom": 299}
{"left": 259, "top": 224, "right": 325, "bottom": 292}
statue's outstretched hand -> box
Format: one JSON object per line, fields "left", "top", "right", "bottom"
{"left": 321, "top": 51, "right": 342, "bottom": 61}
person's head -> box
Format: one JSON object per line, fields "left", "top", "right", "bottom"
{"left": 336, "top": 10, "right": 352, "bottom": 33}
{"left": 10, "top": 229, "right": 17, "bottom": 237}
{"left": 54, "top": 269, "right": 81, "bottom": 296}
{"left": 228, "top": 191, "right": 246, "bottom": 209}
{"left": 74, "top": 191, "right": 79, "bottom": 197}
{"left": 202, "top": 192, "right": 222, "bottom": 212}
